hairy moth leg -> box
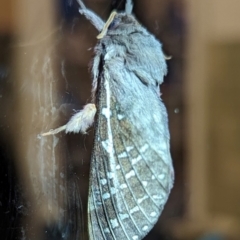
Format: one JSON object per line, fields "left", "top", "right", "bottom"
{"left": 76, "top": 0, "right": 104, "bottom": 31}
{"left": 41, "top": 103, "right": 96, "bottom": 136}
{"left": 125, "top": 0, "right": 133, "bottom": 14}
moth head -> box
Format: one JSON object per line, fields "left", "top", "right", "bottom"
{"left": 97, "top": 11, "right": 140, "bottom": 39}
{"left": 77, "top": 0, "right": 138, "bottom": 37}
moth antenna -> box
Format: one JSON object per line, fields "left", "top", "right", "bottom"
{"left": 97, "top": 11, "right": 117, "bottom": 39}
{"left": 125, "top": 0, "right": 133, "bottom": 14}
{"left": 76, "top": 0, "right": 105, "bottom": 31}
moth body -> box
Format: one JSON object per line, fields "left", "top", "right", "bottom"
{"left": 85, "top": 2, "right": 174, "bottom": 240}
{"left": 42, "top": 1, "right": 174, "bottom": 239}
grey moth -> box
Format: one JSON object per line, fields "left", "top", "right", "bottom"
{"left": 42, "top": 0, "right": 174, "bottom": 239}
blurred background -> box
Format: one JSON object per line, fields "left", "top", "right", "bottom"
{"left": 0, "top": 0, "right": 240, "bottom": 239}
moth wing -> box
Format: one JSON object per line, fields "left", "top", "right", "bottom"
{"left": 88, "top": 76, "right": 173, "bottom": 240}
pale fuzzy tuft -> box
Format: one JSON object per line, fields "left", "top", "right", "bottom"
{"left": 65, "top": 103, "right": 96, "bottom": 134}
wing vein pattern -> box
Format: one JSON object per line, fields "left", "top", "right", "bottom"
{"left": 88, "top": 73, "right": 173, "bottom": 240}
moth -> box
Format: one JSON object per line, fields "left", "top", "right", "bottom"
{"left": 42, "top": 0, "right": 174, "bottom": 239}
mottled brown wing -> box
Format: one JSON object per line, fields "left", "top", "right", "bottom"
{"left": 87, "top": 76, "right": 173, "bottom": 240}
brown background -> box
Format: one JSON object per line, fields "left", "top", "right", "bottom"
{"left": 0, "top": 0, "right": 239, "bottom": 239}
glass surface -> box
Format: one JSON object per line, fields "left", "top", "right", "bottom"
{"left": 0, "top": 0, "right": 184, "bottom": 239}
{"left": 1, "top": 0, "right": 240, "bottom": 240}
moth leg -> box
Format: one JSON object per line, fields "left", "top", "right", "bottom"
{"left": 125, "top": 0, "right": 133, "bottom": 14}
{"left": 41, "top": 103, "right": 96, "bottom": 136}
{"left": 76, "top": 0, "right": 104, "bottom": 31}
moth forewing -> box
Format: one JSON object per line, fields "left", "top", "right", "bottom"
{"left": 88, "top": 68, "right": 173, "bottom": 240}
